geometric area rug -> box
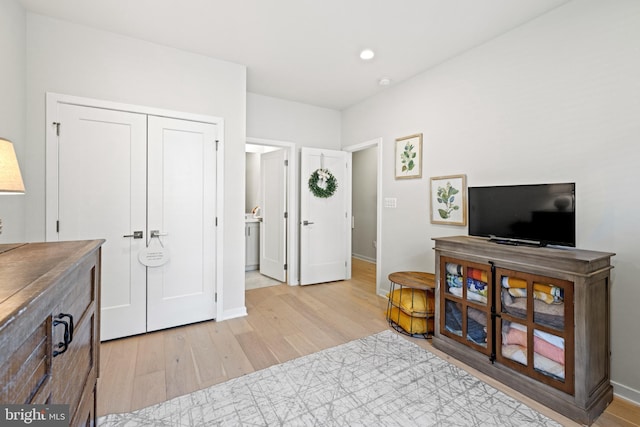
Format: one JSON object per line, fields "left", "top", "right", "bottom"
{"left": 98, "top": 330, "right": 562, "bottom": 426}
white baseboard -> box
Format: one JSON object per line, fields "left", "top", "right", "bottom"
{"left": 612, "top": 380, "right": 640, "bottom": 406}
{"left": 352, "top": 253, "right": 376, "bottom": 263}
{"left": 218, "top": 307, "right": 248, "bottom": 321}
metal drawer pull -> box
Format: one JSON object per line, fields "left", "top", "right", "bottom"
{"left": 57, "top": 313, "right": 74, "bottom": 342}
{"left": 52, "top": 319, "right": 69, "bottom": 357}
{"left": 53, "top": 313, "right": 74, "bottom": 357}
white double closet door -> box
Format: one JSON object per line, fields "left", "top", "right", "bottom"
{"left": 48, "top": 100, "right": 217, "bottom": 341}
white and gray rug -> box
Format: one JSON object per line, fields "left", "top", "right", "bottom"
{"left": 98, "top": 330, "right": 562, "bottom": 426}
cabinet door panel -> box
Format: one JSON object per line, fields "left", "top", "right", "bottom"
{"left": 496, "top": 267, "right": 574, "bottom": 395}
{"left": 440, "top": 257, "right": 491, "bottom": 354}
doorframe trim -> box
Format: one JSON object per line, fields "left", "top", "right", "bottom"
{"left": 342, "top": 138, "right": 383, "bottom": 295}
{"left": 246, "top": 137, "right": 298, "bottom": 285}
{"left": 45, "top": 92, "right": 225, "bottom": 318}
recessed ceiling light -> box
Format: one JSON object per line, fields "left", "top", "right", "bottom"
{"left": 378, "top": 77, "right": 392, "bottom": 86}
{"left": 359, "top": 49, "right": 375, "bottom": 60}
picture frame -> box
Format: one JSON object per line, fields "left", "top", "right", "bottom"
{"left": 430, "top": 174, "right": 467, "bottom": 225}
{"left": 394, "top": 134, "right": 422, "bottom": 179}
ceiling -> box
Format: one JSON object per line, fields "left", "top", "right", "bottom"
{"left": 20, "top": 0, "right": 570, "bottom": 110}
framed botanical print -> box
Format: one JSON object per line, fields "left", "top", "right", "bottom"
{"left": 395, "top": 134, "right": 422, "bottom": 179}
{"left": 430, "top": 174, "right": 467, "bottom": 225}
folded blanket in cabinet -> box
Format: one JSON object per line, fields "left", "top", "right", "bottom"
{"left": 445, "top": 262, "right": 462, "bottom": 275}
{"left": 468, "top": 268, "right": 488, "bottom": 283}
{"left": 501, "top": 289, "right": 565, "bottom": 329}
{"left": 503, "top": 323, "right": 565, "bottom": 365}
{"left": 501, "top": 277, "right": 564, "bottom": 303}
{"left": 507, "top": 288, "right": 556, "bottom": 304}
{"left": 448, "top": 286, "right": 487, "bottom": 304}
{"left": 501, "top": 344, "right": 565, "bottom": 380}
{"left": 447, "top": 273, "right": 463, "bottom": 288}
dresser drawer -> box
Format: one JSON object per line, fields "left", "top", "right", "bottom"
{"left": 51, "top": 254, "right": 98, "bottom": 418}
{"left": 0, "top": 319, "right": 52, "bottom": 404}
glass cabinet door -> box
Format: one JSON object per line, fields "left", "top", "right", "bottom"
{"left": 496, "top": 267, "right": 574, "bottom": 395}
{"left": 441, "top": 257, "right": 491, "bottom": 353}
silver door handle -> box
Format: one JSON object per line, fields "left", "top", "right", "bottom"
{"left": 302, "top": 220, "right": 314, "bottom": 226}
{"left": 123, "top": 231, "right": 143, "bottom": 239}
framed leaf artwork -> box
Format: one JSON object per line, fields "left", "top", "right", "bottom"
{"left": 430, "top": 174, "right": 467, "bottom": 225}
{"left": 395, "top": 134, "right": 422, "bottom": 179}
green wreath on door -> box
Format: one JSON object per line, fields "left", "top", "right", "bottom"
{"left": 308, "top": 168, "right": 338, "bottom": 198}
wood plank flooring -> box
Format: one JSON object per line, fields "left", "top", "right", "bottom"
{"left": 97, "top": 258, "right": 640, "bottom": 426}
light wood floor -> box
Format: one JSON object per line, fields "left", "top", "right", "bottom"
{"left": 97, "top": 258, "right": 640, "bottom": 426}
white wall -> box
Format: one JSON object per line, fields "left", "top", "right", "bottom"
{"left": 247, "top": 93, "right": 341, "bottom": 148}
{"left": 342, "top": 0, "right": 640, "bottom": 403}
{"left": 0, "top": 0, "right": 26, "bottom": 243}
{"left": 24, "top": 13, "right": 247, "bottom": 319}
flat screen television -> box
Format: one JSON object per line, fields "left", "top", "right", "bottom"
{"left": 468, "top": 183, "right": 575, "bottom": 247}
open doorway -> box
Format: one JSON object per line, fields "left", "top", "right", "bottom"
{"left": 352, "top": 146, "right": 377, "bottom": 263}
{"left": 245, "top": 138, "right": 297, "bottom": 290}
{"left": 343, "top": 138, "right": 383, "bottom": 294}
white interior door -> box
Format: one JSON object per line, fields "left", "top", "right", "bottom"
{"left": 300, "top": 147, "right": 351, "bottom": 285}
{"left": 260, "top": 149, "right": 287, "bottom": 282}
{"left": 56, "top": 104, "right": 147, "bottom": 341}
{"left": 146, "top": 116, "right": 217, "bottom": 332}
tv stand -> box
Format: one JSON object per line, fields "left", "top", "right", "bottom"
{"left": 432, "top": 235, "right": 614, "bottom": 424}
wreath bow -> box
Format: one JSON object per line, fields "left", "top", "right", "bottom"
{"left": 317, "top": 169, "right": 330, "bottom": 183}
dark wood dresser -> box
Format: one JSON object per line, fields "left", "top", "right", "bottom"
{"left": 0, "top": 240, "right": 103, "bottom": 426}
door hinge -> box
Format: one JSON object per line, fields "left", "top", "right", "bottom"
{"left": 215, "top": 140, "right": 219, "bottom": 151}
{"left": 215, "top": 292, "right": 218, "bottom": 302}
{"left": 284, "top": 212, "right": 288, "bottom": 219}
{"left": 215, "top": 217, "right": 218, "bottom": 226}
{"left": 53, "top": 122, "right": 60, "bottom": 136}
{"left": 56, "top": 220, "right": 60, "bottom": 233}
{"left": 284, "top": 264, "right": 287, "bottom": 270}
{"left": 284, "top": 159, "right": 288, "bottom": 166}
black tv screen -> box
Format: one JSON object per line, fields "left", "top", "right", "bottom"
{"left": 468, "top": 183, "right": 575, "bottom": 247}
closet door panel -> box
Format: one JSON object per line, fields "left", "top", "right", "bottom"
{"left": 146, "top": 116, "right": 217, "bottom": 332}
{"left": 57, "top": 104, "right": 147, "bottom": 340}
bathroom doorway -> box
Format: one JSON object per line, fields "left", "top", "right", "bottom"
{"left": 245, "top": 138, "right": 297, "bottom": 290}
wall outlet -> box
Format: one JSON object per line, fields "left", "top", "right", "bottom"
{"left": 384, "top": 197, "right": 397, "bottom": 208}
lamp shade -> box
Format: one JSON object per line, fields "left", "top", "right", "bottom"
{"left": 0, "top": 138, "right": 25, "bottom": 194}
